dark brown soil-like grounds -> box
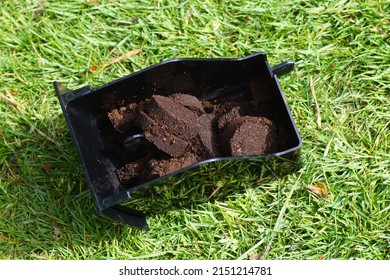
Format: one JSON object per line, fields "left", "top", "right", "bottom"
{"left": 108, "top": 93, "right": 281, "bottom": 185}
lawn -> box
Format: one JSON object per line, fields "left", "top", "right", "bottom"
{"left": 0, "top": 0, "right": 389, "bottom": 259}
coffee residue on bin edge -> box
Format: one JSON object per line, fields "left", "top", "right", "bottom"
{"left": 108, "top": 93, "right": 283, "bottom": 185}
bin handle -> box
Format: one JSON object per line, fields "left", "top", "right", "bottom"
{"left": 271, "top": 60, "right": 294, "bottom": 77}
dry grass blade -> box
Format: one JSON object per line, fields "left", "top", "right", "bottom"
{"left": 19, "top": 114, "right": 62, "bottom": 146}
{"left": 100, "top": 49, "right": 142, "bottom": 69}
{"left": 323, "top": 135, "right": 334, "bottom": 157}
{"left": 310, "top": 76, "right": 321, "bottom": 128}
{"left": 0, "top": 92, "right": 61, "bottom": 146}
{"left": 0, "top": 92, "right": 25, "bottom": 110}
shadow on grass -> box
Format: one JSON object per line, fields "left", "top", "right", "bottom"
{"left": 118, "top": 156, "right": 301, "bottom": 229}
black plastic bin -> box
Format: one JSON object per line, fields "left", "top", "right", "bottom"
{"left": 54, "top": 52, "right": 302, "bottom": 229}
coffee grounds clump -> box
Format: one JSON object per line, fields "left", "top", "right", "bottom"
{"left": 108, "top": 94, "right": 281, "bottom": 184}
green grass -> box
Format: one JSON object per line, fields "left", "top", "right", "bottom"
{"left": 0, "top": 0, "right": 389, "bottom": 259}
